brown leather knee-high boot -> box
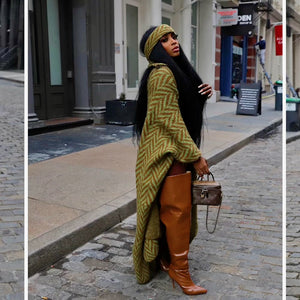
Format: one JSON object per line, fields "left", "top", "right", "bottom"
{"left": 159, "top": 172, "right": 207, "bottom": 295}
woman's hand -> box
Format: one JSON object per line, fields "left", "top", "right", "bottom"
{"left": 198, "top": 83, "right": 213, "bottom": 99}
{"left": 193, "top": 157, "right": 210, "bottom": 177}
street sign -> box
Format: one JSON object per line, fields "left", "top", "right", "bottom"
{"left": 236, "top": 82, "right": 262, "bottom": 116}
{"left": 216, "top": 9, "right": 238, "bottom": 26}
{"left": 275, "top": 25, "right": 283, "bottom": 56}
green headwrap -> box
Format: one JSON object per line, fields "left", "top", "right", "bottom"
{"left": 144, "top": 24, "right": 176, "bottom": 61}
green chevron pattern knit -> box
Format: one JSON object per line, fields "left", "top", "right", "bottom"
{"left": 132, "top": 64, "right": 202, "bottom": 284}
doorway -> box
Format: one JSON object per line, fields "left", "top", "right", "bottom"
{"left": 30, "top": 0, "right": 74, "bottom": 120}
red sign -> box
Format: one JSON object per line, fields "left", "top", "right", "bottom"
{"left": 217, "top": 9, "right": 238, "bottom": 26}
{"left": 275, "top": 25, "right": 282, "bottom": 56}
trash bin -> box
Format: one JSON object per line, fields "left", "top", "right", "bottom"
{"left": 274, "top": 80, "right": 283, "bottom": 111}
{"left": 286, "top": 98, "right": 300, "bottom": 131}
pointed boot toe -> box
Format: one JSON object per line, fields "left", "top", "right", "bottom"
{"left": 169, "top": 266, "right": 207, "bottom": 295}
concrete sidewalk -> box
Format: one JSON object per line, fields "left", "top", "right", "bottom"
{"left": 0, "top": 70, "right": 24, "bottom": 84}
{"left": 28, "top": 96, "right": 282, "bottom": 276}
{"left": 287, "top": 131, "right": 300, "bottom": 143}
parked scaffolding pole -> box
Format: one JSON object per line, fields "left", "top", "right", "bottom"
{"left": 256, "top": 47, "right": 275, "bottom": 93}
{"left": 287, "top": 76, "right": 298, "bottom": 98}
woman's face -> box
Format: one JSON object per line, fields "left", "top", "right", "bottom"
{"left": 160, "top": 32, "right": 180, "bottom": 57}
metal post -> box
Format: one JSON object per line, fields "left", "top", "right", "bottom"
{"left": 0, "top": 0, "right": 8, "bottom": 49}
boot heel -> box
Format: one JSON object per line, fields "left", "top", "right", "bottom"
{"left": 172, "top": 279, "right": 175, "bottom": 289}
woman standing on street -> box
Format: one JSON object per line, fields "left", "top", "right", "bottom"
{"left": 132, "top": 24, "right": 213, "bottom": 295}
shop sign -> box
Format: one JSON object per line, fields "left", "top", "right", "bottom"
{"left": 236, "top": 81, "right": 262, "bottom": 116}
{"left": 275, "top": 25, "right": 283, "bottom": 56}
{"left": 216, "top": 9, "right": 238, "bottom": 26}
{"left": 221, "top": 4, "right": 255, "bottom": 36}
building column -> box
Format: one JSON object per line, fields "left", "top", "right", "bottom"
{"left": 286, "top": 31, "right": 294, "bottom": 93}
{"left": 198, "top": 0, "right": 216, "bottom": 101}
{"left": 265, "top": 24, "right": 273, "bottom": 89}
{"left": 180, "top": 0, "right": 191, "bottom": 60}
{"left": 72, "top": 0, "right": 116, "bottom": 122}
{"left": 294, "top": 34, "right": 300, "bottom": 89}
{"left": 72, "top": 0, "right": 91, "bottom": 118}
{"left": 143, "top": 0, "right": 161, "bottom": 28}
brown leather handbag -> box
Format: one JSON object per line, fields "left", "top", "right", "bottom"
{"left": 192, "top": 172, "right": 223, "bottom": 234}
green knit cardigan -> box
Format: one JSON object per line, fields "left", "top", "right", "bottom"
{"left": 132, "top": 64, "right": 202, "bottom": 284}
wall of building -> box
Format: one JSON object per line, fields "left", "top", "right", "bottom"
{"left": 287, "top": 0, "right": 300, "bottom": 92}
{"left": 247, "top": 36, "right": 256, "bottom": 84}
{"left": 114, "top": 0, "right": 218, "bottom": 101}
{"left": 29, "top": 0, "right": 286, "bottom": 122}
{"left": 294, "top": 34, "right": 300, "bottom": 91}
{"left": 256, "top": 2, "right": 282, "bottom": 92}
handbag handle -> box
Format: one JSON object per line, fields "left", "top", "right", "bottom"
{"left": 206, "top": 205, "right": 221, "bottom": 234}
{"left": 197, "top": 172, "right": 215, "bottom": 182}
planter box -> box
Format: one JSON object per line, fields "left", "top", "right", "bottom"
{"left": 105, "top": 100, "right": 137, "bottom": 125}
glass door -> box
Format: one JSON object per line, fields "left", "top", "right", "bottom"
{"left": 124, "top": 1, "right": 140, "bottom": 99}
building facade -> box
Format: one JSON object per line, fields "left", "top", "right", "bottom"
{"left": 286, "top": 0, "right": 300, "bottom": 95}
{"left": 256, "top": 0, "right": 282, "bottom": 92}
{"left": 28, "top": 0, "right": 283, "bottom": 123}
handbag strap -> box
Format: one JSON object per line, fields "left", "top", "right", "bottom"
{"left": 197, "top": 172, "right": 215, "bottom": 182}
{"left": 206, "top": 205, "right": 221, "bottom": 234}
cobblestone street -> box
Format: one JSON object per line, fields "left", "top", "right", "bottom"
{"left": 287, "top": 138, "right": 300, "bottom": 299}
{"left": 0, "top": 79, "right": 24, "bottom": 299}
{"left": 28, "top": 127, "right": 282, "bottom": 299}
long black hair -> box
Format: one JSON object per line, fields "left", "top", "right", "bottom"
{"left": 134, "top": 26, "right": 208, "bottom": 148}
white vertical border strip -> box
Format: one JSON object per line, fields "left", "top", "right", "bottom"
{"left": 282, "top": 0, "right": 286, "bottom": 298}
{"left": 24, "top": 0, "right": 28, "bottom": 299}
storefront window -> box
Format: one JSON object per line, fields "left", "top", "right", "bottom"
{"left": 232, "top": 44, "right": 243, "bottom": 83}
{"left": 126, "top": 4, "right": 139, "bottom": 89}
{"left": 162, "top": 16, "right": 171, "bottom": 25}
{"left": 162, "top": 0, "right": 172, "bottom": 5}
{"left": 46, "top": 0, "right": 62, "bottom": 85}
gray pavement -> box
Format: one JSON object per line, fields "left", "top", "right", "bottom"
{"left": 28, "top": 126, "right": 282, "bottom": 299}
{"left": 287, "top": 131, "right": 300, "bottom": 144}
{"left": 0, "top": 79, "right": 24, "bottom": 299}
{"left": 286, "top": 138, "right": 300, "bottom": 299}
{"left": 28, "top": 96, "right": 282, "bottom": 277}
{"left": 0, "top": 70, "right": 24, "bottom": 84}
